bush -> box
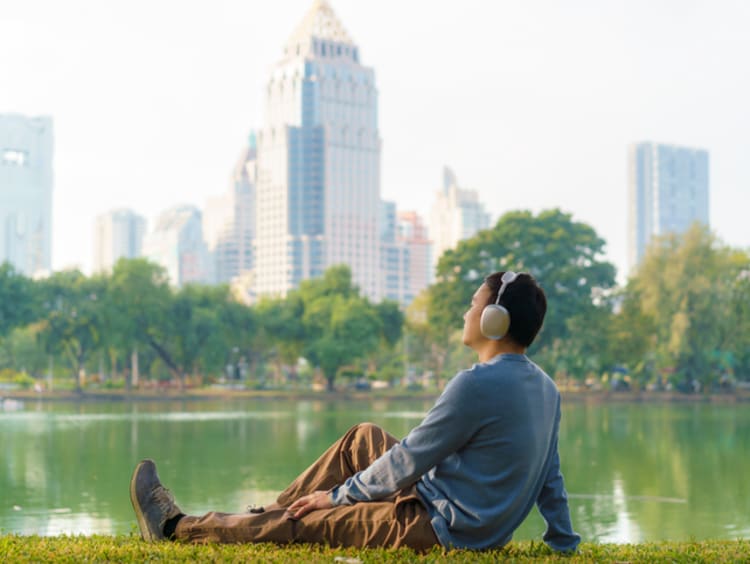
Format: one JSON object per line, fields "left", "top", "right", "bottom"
{"left": 0, "top": 367, "right": 18, "bottom": 382}
{"left": 13, "top": 371, "right": 36, "bottom": 390}
{"left": 0, "top": 369, "right": 36, "bottom": 389}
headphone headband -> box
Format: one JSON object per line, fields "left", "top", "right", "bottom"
{"left": 494, "top": 271, "right": 518, "bottom": 305}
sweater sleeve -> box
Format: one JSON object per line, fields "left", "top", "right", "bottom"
{"left": 535, "top": 406, "right": 581, "bottom": 552}
{"left": 330, "top": 370, "right": 479, "bottom": 505}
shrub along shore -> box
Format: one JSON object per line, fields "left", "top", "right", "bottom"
{"left": 0, "top": 536, "right": 748, "bottom": 563}
{"left": 3, "top": 387, "right": 750, "bottom": 404}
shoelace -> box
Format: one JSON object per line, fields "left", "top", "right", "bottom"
{"left": 151, "top": 485, "right": 176, "bottom": 518}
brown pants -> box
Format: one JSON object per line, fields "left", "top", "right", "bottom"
{"left": 174, "top": 422, "right": 440, "bottom": 550}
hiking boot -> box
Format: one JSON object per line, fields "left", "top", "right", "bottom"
{"left": 129, "top": 459, "right": 183, "bottom": 541}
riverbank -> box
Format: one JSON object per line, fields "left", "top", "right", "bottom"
{"left": 0, "top": 536, "right": 748, "bottom": 562}
{"left": 3, "top": 386, "right": 750, "bottom": 403}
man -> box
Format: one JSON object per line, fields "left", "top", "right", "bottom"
{"left": 130, "top": 271, "right": 580, "bottom": 551}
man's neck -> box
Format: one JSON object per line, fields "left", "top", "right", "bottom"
{"left": 476, "top": 339, "right": 526, "bottom": 363}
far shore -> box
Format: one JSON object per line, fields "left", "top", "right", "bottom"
{"left": 3, "top": 386, "right": 750, "bottom": 404}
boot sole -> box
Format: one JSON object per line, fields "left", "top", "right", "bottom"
{"left": 129, "top": 460, "right": 159, "bottom": 542}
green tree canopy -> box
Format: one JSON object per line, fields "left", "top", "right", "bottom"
{"left": 294, "top": 265, "right": 391, "bottom": 391}
{"left": 428, "top": 209, "right": 617, "bottom": 354}
{"left": 37, "top": 270, "right": 106, "bottom": 391}
{"left": 0, "top": 262, "right": 37, "bottom": 338}
{"left": 624, "top": 223, "right": 750, "bottom": 388}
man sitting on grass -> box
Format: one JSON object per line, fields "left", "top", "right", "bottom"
{"left": 130, "top": 271, "right": 580, "bottom": 552}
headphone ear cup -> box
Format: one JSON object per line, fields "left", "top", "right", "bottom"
{"left": 480, "top": 304, "right": 510, "bottom": 340}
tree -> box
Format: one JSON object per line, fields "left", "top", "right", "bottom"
{"left": 405, "top": 289, "right": 467, "bottom": 386}
{"left": 624, "top": 223, "right": 749, "bottom": 390}
{"left": 0, "top": 322, "right": 49, "bottom": 378}
{"left": 37, "top": 270, "right": 106, "bottom": 392}
{"left": 109, "top": 258, "right": 172, "bottom": 387}
{"left": 256, "top": 294, "right": 307, "bottom": 385}
{"left": 725, "top": 268, "right": 750, "bottom": 380}
{"left": 295, "top": 266, "right": 388, "bottom": 391}
{"left": 607, "top": 288, "right": 655, "bottom": 387}
{"left": 110, "top": 259, "right": 252, "bottom": 388}
{"left": 145, "top": 283, "right": 234, "bottom": 388}
{"left": 428, "top": 209, "right": 617, "bottom": 369}
{"left": 374, "top": 300, "right": 404, "bottom": 349}
{"left": 0, "top": 262, "right": 37, "bottom": 338}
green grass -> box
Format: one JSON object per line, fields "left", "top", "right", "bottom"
{"left": 1, "top": 536, "right": 748, "bottom": 563}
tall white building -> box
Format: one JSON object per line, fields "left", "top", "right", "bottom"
{"left": 142, "top": 205, "right": 209, "bottom": 286}
{"left": 204, "top": 134, "right": 256, "bottom": 284}
{"left": 0, "top": 114, "right": 53, "bottom": 276}
{"left": 429, "top": 166, "right": 491, "bottom": 276}
{"left": 628, "top": 142, "right": 709, "bottom": 270}
{"left": 254, "top": 0, "right": 381, "bottom": 299}
{"left": 93, "top": 209, "right": 146, "bottom": 273}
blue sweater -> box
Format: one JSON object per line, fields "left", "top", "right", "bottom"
{"left": 329, "top": 353, "right": 580, "bottom": 551}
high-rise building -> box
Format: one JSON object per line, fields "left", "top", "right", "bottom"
{"left": 396, "top": 210, "right": 431, "bottom": 306}
{"left": 254, "top": 0, "right": 381, "bottom": 300}
{"left": 380, "top": 200, "right": 403, "bottom": 303}
{"left": 142, "top": 205, "right": 209, "bottom": 286}
{"left": 379, "top": 201, "right": 431, "bottom": 307}
{"left": 429, "top": 166, "right": 491, "bottom": 277}
{"left": 628, "top": 142, "right": 709, "bottom": 270}
{"left": 93, "top": 209, "right": 146, "bottom": 273}
{"left": 0, "top": 113, "right": 53, "bottom": 276}
{"left": 204, "top": 134, "right": 256, "bottom": 283}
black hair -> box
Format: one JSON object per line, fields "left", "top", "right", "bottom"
{"left": 483, "top": 271, "right": 546, "bottom": 347}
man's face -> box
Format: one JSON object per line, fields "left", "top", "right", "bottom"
{"left": 462, "top": 283, "right": 492, "bottom": 348}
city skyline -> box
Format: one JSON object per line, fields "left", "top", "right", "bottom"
{"left": 2, "top": 0, "right": 749, "bottom": 282}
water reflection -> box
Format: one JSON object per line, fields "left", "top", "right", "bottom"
{"left": 1, "top": 400, "right": 748, "bottom": 542}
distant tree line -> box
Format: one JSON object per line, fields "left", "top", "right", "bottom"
{"left": 411, "top": 210, "right": 750, "bottom": 392}
{"left": 1, "top": 209, "right": 747, "bottom": 393}
{"left": 0, "top": 261, "right": 401, "bottom": 392}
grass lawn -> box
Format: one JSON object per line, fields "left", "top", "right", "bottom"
{"left": 1, "top": 536, "right": 749, "bottom": 563}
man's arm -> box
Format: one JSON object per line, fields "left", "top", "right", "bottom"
{"left": 536, "top": 408, "right": 580, "bottom": 552}
{"left": 329, "top": 370, "right": 480, "bottom": 506}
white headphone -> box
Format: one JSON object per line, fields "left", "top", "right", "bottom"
{"left": 480, "top": 271, "right": 518, "bottom": 340}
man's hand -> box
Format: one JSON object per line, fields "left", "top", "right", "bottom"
{"left": 286, "top": 490, "right": 334, "bottom": 519}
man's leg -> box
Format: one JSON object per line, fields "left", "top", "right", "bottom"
{"left": 174, "top": 492, "right": 438, "bottom": 550}
{"left": 172, "top": 422, "right": 438, "bottom": 548}
{"left": 276, "top": 422, "right": 399, "bottom": 506}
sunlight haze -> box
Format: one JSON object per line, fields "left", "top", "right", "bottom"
{"left": 2, "top": 0, "right": 748, "bottom": 280}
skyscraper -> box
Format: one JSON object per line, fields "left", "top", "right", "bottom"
{"left": 254, "top": 0, "right": 381, "bottom": 299}
{"left": 396, "top": 210, "right": 431, "bottom": 306}
{"left": 93, "top": 208, "right": 146, "bottom": 273}
{"left": 142, "top": 205, "right": 209, "bottom": 286}
{"left": 628, "top": 142, "right": 709, "bottom": 270}
{"left": 0, "top": 113, "right": 53, "bottom": 276}
{"left": 204, "top": 134, "right": 256, "bottom": 284}
{"left": 379, "top": 201, "right": 431, "bottom": 307}
{"left": 429, "top": 166, "right": 491, "bottom": 277}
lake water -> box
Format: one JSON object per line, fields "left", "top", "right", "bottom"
{"left": 1, "top": 399, "right": 748, "bottom": 543}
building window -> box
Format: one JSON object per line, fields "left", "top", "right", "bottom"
{"left": 2, "top": 149, "right": 29, "bottom": 167}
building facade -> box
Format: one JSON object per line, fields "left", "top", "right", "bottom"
{"left": 628, "top": 142, "right": 709, "bottom": 270}
{"left": 0, "top": 114, "right": 53, "bottom": 276}
{"left": 429, "top": 166, "right": 491, "bottom": 277}
{"left": 93, "top": 208, "right": 146, "bottom": 272}
{"left": 142, "top": 205, "right": 209, "bottom": 286}
{"left": 380, "top": 201, "right": 431, "bottom": 307}
{"left": 204, "top": 134, "right": 256, "bottom": 284}
{"left": 254, "top": 0, "right": 381, "bottom": 300}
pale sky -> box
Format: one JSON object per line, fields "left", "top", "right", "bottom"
{"left": 2, "top": 0, "right": 749, "bottom": 281}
